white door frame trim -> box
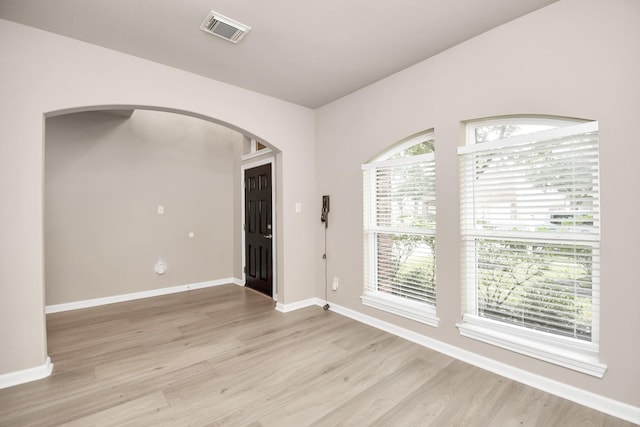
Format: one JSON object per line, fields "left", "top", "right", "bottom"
{"left": 240, "top": 157, "right": 277, "bottom": 301}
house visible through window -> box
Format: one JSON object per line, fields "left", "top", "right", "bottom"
{"left": 457, "top": 116, "right": 606, "bottom": 377}
{"left": 361, "top": 131, "right": 438, "bottom": 326}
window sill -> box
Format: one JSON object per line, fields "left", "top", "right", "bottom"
{"left": 457, "top": 315, "right": 606, "bottom": 377}
{"left": 361, "top": 292, "right": 439, "bottom": 327}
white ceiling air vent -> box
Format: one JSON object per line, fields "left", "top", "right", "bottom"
{"left": 200, "top": 11, "right": 251, "bottom": 43}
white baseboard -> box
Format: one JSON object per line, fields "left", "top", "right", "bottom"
{"left": 0, "top": 356, "right": 53, "bottom": 389}
{"left": 275, "top": 297, "right": 323, "bottom": 313}
{"left": 45, "top": 278, "right": 243, "bottom": 314}
{"left": 317, "top": 300, "right": 640, "bottom": 425}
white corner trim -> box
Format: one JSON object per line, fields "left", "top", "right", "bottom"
{"left": 0, "top": 356, "right": 53, "bottom": 389}
{"left": 231, "top": 277, "right": 245, "bottom": 286}
{"left": 323, "top": 301, "right": 640, "bottom": 425}
{"left": 275, "top": 297, "right": 323, "bottom": 313}
{"left": 45, "top": 278, "right": 241, "bottom": 314}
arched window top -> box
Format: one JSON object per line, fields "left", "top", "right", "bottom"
{"left": 465, "top": 116, "right": 586, "bottom": 145}
{"left": 457, "top": 114, "right": 603, "bottom": 375}
{"left": 361, "top": 128, "right": 437, "bottom": 325}
{"left": 370, "top": 130, "right": 434, "bottom": 163}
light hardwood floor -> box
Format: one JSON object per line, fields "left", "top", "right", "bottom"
{"left": 0, "top": 285, "right": 634, "bottom": 426}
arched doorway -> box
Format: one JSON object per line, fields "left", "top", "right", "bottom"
{"left": 43, "top": 105, "right": 279, "bottom": 325}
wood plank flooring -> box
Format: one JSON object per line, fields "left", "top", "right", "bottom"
{"left": 0, "top": 285, "right": 633, "bottom": 426}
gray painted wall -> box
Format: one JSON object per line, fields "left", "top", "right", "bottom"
{"left": 45, "top": 110, "right": 242, "bottom": 305}
{"left": 315, "top": 0, "right": 640, "bottom": 408}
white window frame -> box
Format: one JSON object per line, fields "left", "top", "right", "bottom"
{"left": 457, "top": 118, "right": 606, "bottom": 377}
{"left": 361, "top": 131, "right": 439, "bottom": 327}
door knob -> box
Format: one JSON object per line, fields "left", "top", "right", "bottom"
{"left": 263, "top": 234, "right": 273, "bottom": 239}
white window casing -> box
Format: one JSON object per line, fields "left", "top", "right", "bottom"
{"left": 362, "top": 132, "right": 438, "bottom": 326}
{"left": 457, "top": 120, "right": 605, "bottom": 377}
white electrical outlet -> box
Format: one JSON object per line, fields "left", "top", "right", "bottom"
{"left": 332, "top": 277, "right": 339, "bottom": 291}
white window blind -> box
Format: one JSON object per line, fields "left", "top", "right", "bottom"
{"left": 362, "top": 134, "right": 437, "bottom": 325}
{"left": 458, "top": 120, "right": 604, "bottom": 376}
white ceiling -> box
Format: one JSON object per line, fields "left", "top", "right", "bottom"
{"left": 0, "top": 0, "right": 557, "bottom": 108}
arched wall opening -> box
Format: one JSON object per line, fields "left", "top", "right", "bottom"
{"left": 45, "top": 105, "right": 279, "bottom": 149}
{"left": 44, "top": 106, "right": 278, "bottom": 309}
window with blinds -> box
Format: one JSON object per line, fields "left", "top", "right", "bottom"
{"left": 457, "top": 118, "right": 606, "bottom": 377}
{"left": 361, "top": 132, "right": 438, "bottom": 326}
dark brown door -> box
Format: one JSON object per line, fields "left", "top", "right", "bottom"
{"left": 244, "top": 163, "right": 273, "bottom": 297}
